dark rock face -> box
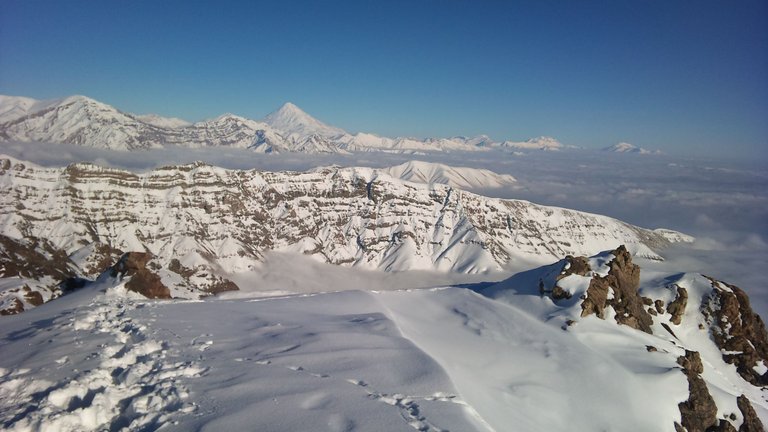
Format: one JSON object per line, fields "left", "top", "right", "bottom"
{"left": 737, "top": 394, "right": 765, "bottom": 432}
{"left": 580, "top": 246, "right": 654, "bottom": 333}
{"left": 581, "top": 277, "right": 611, "bottom": 319}
{"left": 110, "top": 252, "right": 171, "bottom": 299}
{"left": 668, "top": 285, "right": 688, "bottom": 325}
{"left": 702, "top": 277, "right": 768, "bottom": 386}
{"left": 675, "top": 350, "right": 718, "bottom": 432}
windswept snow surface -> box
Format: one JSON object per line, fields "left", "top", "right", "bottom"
{"left": 3, "top": 255, "right": 765, "bottom": 431}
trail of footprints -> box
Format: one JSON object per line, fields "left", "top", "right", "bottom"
{"left": 2, "top": 302, "right": 466, "bottom": 431}
{"left": 1, "top": 298, "right": 207, "bottom": 431}
{"left": 234, "top": 354, "right": 466, "bottom": 432}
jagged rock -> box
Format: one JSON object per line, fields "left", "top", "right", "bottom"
{"left": 110, "top": 252, "right": 171, "bottom": 299}
{"left": 580, "top": 246, "right": 654, "bottom": 333}
{"left": 581, "top": 277, "right": 611, "bottom": 319}
{"left": 168, "top": 258, "right": 196, "bottom": 278}
{"left": 206, "top": 278, "right": 240, "bottom": 294}
{"left": 655, "top": 299, "right": 666, "bottom": 314}
{"left": 702, "top": 277, "right": 768, "bottom": 386}
{"left": 736, "top": 394, "right": 765, "bottom": 432}
{"left": 668, "top": 285, "right": 688, "bottom": 325}
{"left": 711, "top": 419, "right": 738, "bottom": 432}
{"left": 675, "top": 350, "right": 718, "bottom": 432}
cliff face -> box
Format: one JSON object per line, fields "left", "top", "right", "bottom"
{"left": 0, "top": 157, "right": 691, "bottom": 312}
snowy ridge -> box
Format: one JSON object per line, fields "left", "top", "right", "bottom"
{"left": 0, "top": 94, "right": 567, "bottom": 154}
{"left": 0, "top": 247, "right": 764, "bottom": 431}
{"left": 382, "top": 160, "right": 518, "bottom": 189}
{"left": 0, "top": 155, "right": 691, "bottom": 308}
{"left": 604, "top": 142, "right": 661, "bottom": 154}
{"left": 498, "top": 135, "right": 563, "bottom": 151}
{"left": 133, "top": 113, "right": 191, "bottom": 129}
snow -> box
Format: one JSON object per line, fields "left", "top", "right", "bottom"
{"left": 133, "top": 113, "right": 191, "bottom": 129}
{"left": 1, "top": 94, "right": 567, "bottom": 154}
{"left": 2, "top": 248, "right": 766, "bottom": 431}
{"left": 383, "top": 160, "right": 517, "bottom": 189}
{"left": 604, "top": 142, "right": 660, "bottom": 155}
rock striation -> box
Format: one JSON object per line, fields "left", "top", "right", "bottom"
{"left": 0, "top": 157, "right": 690, "bottom": 313}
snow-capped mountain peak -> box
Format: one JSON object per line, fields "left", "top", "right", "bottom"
{"left": 1, "top": 93, "right": 574, "bottom": 154}
{"left": 500, "top": 135, "right": 563, "bottom": 151}
{"left": 264, "top": 102, "right": 347, "bottom": 139}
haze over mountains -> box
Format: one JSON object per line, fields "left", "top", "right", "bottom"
{"left": 0, "top": 94, "right": 566, "bottom": 153}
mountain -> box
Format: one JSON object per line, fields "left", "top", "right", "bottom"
{"left": 0, "top": 95, "right": 166, "bottom": 151}
{"left": 0, "top": 94, "right": 565, "bottom": 154}
{"left": 604, "top": 142, "right": 660, "bottom": 154}
{"left": 264, "top": 102, "right": 346, "bottom": 140}
{"left": 0, "top": 155, "right": 692, "bottom": 314}
{"left": 498, "top": 136, "right": 563, "bottom": 151}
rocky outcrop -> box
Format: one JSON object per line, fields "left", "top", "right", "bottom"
{"left": 702, "top": 277, "right": 768, "bottom": 386}
{"left": 737, "top": 395, "right": 765, "bottom": 432}
{"left": 668, "top": 285, "right": 688, "bottom": 325}
{"left": 487, "top": 247, "right": 767, "bottom": 430}
{"left": 580, "top": 246, "right": 654, "bottom": 333}
{"left": 110, "top": 252, "right": 171, "bottom": 299}
{"left": 675, "top": 350, "right": 718, "bottom": 432}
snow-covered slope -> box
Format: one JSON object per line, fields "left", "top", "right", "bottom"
{"left": 604, "top": 142, "right": 660, "bottom": 154}
{"left": 133, "top": 113, "right": 191, "bottom": 129}
{"left": 0, "top": 247, "right": 764, "bottom": 431}
{"left": 0, "top": 95, "right": 166, "bottom": 151}
{"left": 0, "top": 155, "right": 691, "bottom": 311}
{"left": 498, "top": 135, "right": 563, "bottom": 151}
{"left": 382, "top": 160, "right": 517, "bottom": 189}
{"left": 264, "top": 102, "right": 346, "bottom": 140}
{"left": 0, "top": 94, "right": 567, "bottom": 154}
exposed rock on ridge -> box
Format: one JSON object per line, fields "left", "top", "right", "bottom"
{"left": 110, "top": 252, "right": 171, "bottom": 299}
{"left": 703, "top": 277, "right": 768, "bottom": 386}
{"left": 675, "top": 350, "right": 718, "bottom": 432}
{"left": 483, "top": 247, "right": 768, "bottom": 432}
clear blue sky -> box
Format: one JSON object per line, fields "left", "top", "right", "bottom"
{"left": 1, "top": 0, "right": 766, "bottom": 158}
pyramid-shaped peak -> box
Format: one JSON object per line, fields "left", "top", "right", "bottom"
{"left": 279, "top": 102, "right": 303, "bottom": 112}
{"left": 264, "top": 102, "right": 346, "bottom": 139}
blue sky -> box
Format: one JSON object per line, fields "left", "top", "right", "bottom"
{"left": 1, "top": 0, "right": 766, "bottom": 158}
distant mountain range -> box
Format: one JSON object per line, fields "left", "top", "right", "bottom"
{"left": 0, "top": 94, "right": 566, "bottom": 153}
{"left": 603, "top": 142, "right": 661, "bottom": 155}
